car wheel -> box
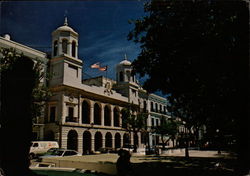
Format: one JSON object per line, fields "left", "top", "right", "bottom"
{"left": 0, "top": 168, "right": 5, "bottom": 176}
{"left": 29, "top": 153, "right": 35, "bottom": 160}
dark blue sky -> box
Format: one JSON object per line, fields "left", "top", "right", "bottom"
{"left": 1, "top": 1, "right": 146, "bottom": 80}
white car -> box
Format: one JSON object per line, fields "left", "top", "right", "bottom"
{"left": 39, "top": 149, "right": 81, "bottom": 159}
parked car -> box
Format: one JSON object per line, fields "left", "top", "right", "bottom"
{"left": 39, "top": 149, "right": 81, "bottom": 159}
{"left": 29, "top": 141, "right": 59, "bottom": 159}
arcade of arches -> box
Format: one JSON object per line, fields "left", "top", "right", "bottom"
{"left": 64, "top": 129, "right": 141, "bottom": 154}
{"left": 80, "top": 100, "right": 121, "bottom": 127}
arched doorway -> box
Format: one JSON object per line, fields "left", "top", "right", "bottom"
{"left": 104, "top": 106, "right": 111, "bottom": 126}
{"left": 94, "top": 103, "right": 101, "bottom": 125}
{"left": 94, "top": 132, "right": 102, "bottom": 151}
{"left": 44, "top": 130, "right": 55, "bottom": 141}
{"left": 114, "top": 107, "right": 120, "bottom": 127}
{"left": 82, "top": 101, "right": 90, "bottom": 124}
{"left": 105, "top": 132, "right": 112, "bottom": 148}
{"left": 83, "top": 131, "right": 91, "bottom": 154}
{"left": 67, "top": 130, "right": 78, "bottom": 151}
{"left": 123, "top": 133, "right": 130, "bottom": 147}
{"left": 115, "top": 133, "right": 121, "bottom": 149}
{"left": 134, "top": 133, "right": 139, "bottom": 147}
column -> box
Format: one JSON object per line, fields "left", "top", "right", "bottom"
{"left": 101, "top": 104, "right": 105, "bottom": 126}
{"left": 119, "top": 107, "right": 122, "bottom": 127}
{"left": 90, "top": 101, "right": 94, "bottom": 124}
{"left": 110, "top": 105, "right": 114, "bottom": 127}
{"left": 102, "top": 137, "right": 105, "bottom": 148}
{"left": 67, "top": 41, "right": 71, "bottom": 56}
{"left": 78, "top": 132, "right": 83, "bottom": 154}
{"left": 78, "top": 95, "right": 82, "bottom": 124}
{"left": 91, "top": 137, "right": 95, "bottom": 152}
{"left": 138, "top": 132, "right": 142, "bottom": 149}
{"left": 61, "top": 94, "right": 66, "bottom": 124}
{"left": 58, "top": 41, "right": 62, "bottom": 55}
{"left": 112, "top": 137, "right": 115, "bottom": 149}
{"left": 76, "top": 43, "right": 78, "bottom": 59}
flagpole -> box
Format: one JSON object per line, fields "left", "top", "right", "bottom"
{"left": 106, "top": 65, "right": 108, "bottom": 82}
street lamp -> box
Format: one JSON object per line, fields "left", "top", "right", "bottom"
{"left": 216, "top": 129, "right": 221, "bottom": 154}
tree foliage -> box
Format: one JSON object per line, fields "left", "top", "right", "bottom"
{"left": 121, "top": 106, "right": 147, "bottom": 152}
{"left": 0, "top": 47, "right": 52, "bottom": 121}
{"left": 152, "top": 116, "right": 179, "bottom": 149}
{"left": 128, "top": 0, "right": 248, "bottom": 170}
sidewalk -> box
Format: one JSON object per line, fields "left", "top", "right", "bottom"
{"left": 31, "top": 150, "right": 235, "bottom": 175}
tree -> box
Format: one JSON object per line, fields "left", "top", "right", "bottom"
{"left": 122, "top": 106, "right": 147, "bottom": 152}
{"left": 0, "top": 47, "right": 51, "bottom": 176}
{"left": 128, "top": 0, "right": 248, "bottom": 172}
{"left": 152, "top": 116, "right": 178, "bottom": 150}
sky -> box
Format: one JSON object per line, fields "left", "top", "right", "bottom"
{"left": 0, "top": 1, "right": 147, "bottom": 81}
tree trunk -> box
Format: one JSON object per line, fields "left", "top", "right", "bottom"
{"left": 185, "top": 137, "right": 189, "bottom": 159}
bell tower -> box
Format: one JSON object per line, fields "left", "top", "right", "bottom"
{"left": 50, "top": 17, "right": 83, "bottom": 87}
{"left": 114, "top": 55, "right": 139, "bottom": 105}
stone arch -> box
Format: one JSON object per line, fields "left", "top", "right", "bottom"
{"left": 82, "top": 100, "right": 90, "bottom": 124}
{"left": 67, "top": 130, "right": 78, "bottom": 151}
{"left": 53, "top": 40, "right": 58, "bottom": 56}
{"left": 105, "top": 132, "right": 112, "bottom": 148}
{"left": 72, "top": 40, "right": 76, "bottom": 57}
{"left": 113, "top": 107, "right": 120, "bottom": 127}
{"left": 121, "top": 109, "right": 127, "bottom": 128}
{"left": 83, "top": 131, "right": 91, "bottom": 154}
{"left": 115, "top": 133, "right": 121, "bottom": 149}
{"left": 44, "top": 130, "right": 55, "bottom": 141}
{"left": 134, "top": 133, "right": 139, "bottom": 147}
{"left": 94, "top": 103, "right": 101, "bottom": 125}
{"left": 123, "top": 133, "right": 130, "bottom": 146}
{"left": 62, "top": 39, "right": 68, "bottom": 54}
{"left": 119, "top": 71, "right": 124, "bottom": 82}
{"left": 104, "top": 105, "right": 111, "bottom": 126}
{"left": 94, "top": 131, "right": 102, "bottom": 151}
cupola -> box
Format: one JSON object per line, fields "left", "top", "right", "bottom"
{"left": 51, "top": 17, "right": 79, "bottom": 59}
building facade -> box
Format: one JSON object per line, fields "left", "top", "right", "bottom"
{"left": 0, "top": 18, "right": 171, "bottom": 154}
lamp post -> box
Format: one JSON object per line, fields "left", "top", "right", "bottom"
{"left": 216, "top": 129, "right": 221, "bottom": 154}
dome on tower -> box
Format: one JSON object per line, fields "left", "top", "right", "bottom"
{"left": 118, "top": 54, "right": 131, "bottom": 66}
{"left": 54, "top": 17, "right": 77, "bottom": 34}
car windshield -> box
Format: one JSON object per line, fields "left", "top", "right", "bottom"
{"left": 51, "top": 150, "right": 64, "bottom": 156}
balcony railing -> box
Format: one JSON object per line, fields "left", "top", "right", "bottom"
{"left": 65, "top": 116, "right": 78, "bottom": 123}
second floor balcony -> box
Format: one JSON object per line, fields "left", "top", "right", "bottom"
{"left": 65, "top": 116, "right": 78, "bottom": 123}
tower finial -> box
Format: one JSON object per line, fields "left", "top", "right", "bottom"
{"left": 124, "top": 53, "right": 127, "bottom": 60}
{"left": 64, "top": 17, "right": 68, "bottom": 26}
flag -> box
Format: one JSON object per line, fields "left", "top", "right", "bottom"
{"left": 90, "top": 62, "right": 100, "bottom": 69}
{"left": 99, "top": 66, "right": 107, "bottom": 71}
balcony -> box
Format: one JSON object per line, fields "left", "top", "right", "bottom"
{"left": 65, "top": 116, "right": 78, "bottom": 123}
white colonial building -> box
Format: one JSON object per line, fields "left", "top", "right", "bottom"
{"left": 0, "top": 18, "right": 171, "bottom": 154}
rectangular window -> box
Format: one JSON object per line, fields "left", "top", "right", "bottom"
{"left": 156, "top": 119, "right": 159, "bottom": 126}
{"left": 151, "top": 118, "right": 154, "bottom": 127}
{"left": 49, "top": 107, "right": 56, "bottom": 122}
{"left": 68, "top": 107, "right": 74, "bottom": 117}
{"left": 151, "top": 102, "right": 154, "bottom": 111}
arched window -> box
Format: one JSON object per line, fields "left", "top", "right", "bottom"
{"left": 104, "top": 106, "right": 111, "bottom": 126}
{"left": 94, "top": 132, "right": 102, "bottom": 151}
{"left": 83, "top": 131, "right": 91, "bottom": 154}
{"left": 94, "top": 103, "right": 101, "bottom": 125}
{"left": 67, "top": 130, "right": 78, "bottom": 151}
{"left": 62, "top": 39, "right": 68, "bottom": 54}
{"left": 82, "top": 101, "right": 90, "bottom": 124}
{"left": 115, "top": 133, "right": 121, "bottom": 148}
{"left": 126, "top": 71, "right": 131, "bottom": 81}
{"left": 53, "top": 40, "right": 58, "bottom": 56}
{"left": 72, "top": 41, "right": 76, "bottom": 57}
{"left": 114, "top": 107, "right": 120, "bottom": 127}
{"left": 105, "top": 132, "right": 112, "bottom": 148}
{"left": 119, "top": 71, "right": 124, "bottom": 82}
